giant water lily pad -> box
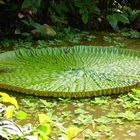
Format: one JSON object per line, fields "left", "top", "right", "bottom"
{"left": 0, "top": 46, "right": 140, "bottom": 97}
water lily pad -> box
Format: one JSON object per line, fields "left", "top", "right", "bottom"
{"left": 0, "top": 46, "right": 140, "bottom": 97}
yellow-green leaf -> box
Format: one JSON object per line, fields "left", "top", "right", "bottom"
{"left": 91, "top": 121, "right": 95, "bottom": 129}
{"left": 16, "top": 111, "right": 27, "bottom": 120}
{"left": 39, "top": 114, "right": 50, "bottom": 124}
{"left": 0, "top": 92, "right": 19, "bottom": 109}
{"left": 64, "top": 127, "right": 79, "bottom": 139}
{"left": 5, "top": 106, "right": 15, "bottom": 118}
{"left": 0, "top": 92, "right": 10, "bottom": 98}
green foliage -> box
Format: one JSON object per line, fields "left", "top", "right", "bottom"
{"left": 107, "top": 13, "right": 130, "bottom": 29}
{"left": 50, "top": 1, "right": 69, "bottom": 16}
{"left": 0, "top": 92, "right": 89, "bottom": 140}
{"left": 86, "top": 35, "right": 96, "bottom": 41}
{"left": 73, "top": 0, "right": 100, "bottom": 24}
{"left": 1, "top": 46, "right": 140, "bottom": 97}
{"left": 17, "top": 16, "right": 56, "bottom": 38}
{"left": 113, "top": 41, "right": 125, "bottom": 48}
{"left": 22, "top": 0, "right": 42, "bottom": 14}
{"left": 0, "top": 0, "right": 140, "bottom": 37}
{"left": 16, "top": 111, "right": 27, "bottom": 120}
{"left": 127, "top": 8, "right": 140, "bottom": 22}
{"left": 0, "top": 88, "right": 140, "bottom": 139}
{"left": 15, "top": 29, "right": 31, "bottom": 37}
{"left": 119, "top": 111, "right": 140, "bottom": 121}
{"left": 120, "top": 29, "right": 140, "bottom": 38}
{"left": 103, "top": 36, "right": 112, "bottom": 43}
{"left": 85, "top": 130, "right": 100, "bottom": 139}
{"left": 0, "top": 92, "right": 19, "bottom": 110}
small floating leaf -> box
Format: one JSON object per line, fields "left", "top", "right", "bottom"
{"left": 16, "top": 111, "right": 27, "bottom": 120}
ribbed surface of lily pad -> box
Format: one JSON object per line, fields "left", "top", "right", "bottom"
{"left": 0, "top": 46, "right": 140, "bottom": 97}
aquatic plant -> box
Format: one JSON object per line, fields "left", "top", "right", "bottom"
{"left": 0, "top": 46, "right": 140, "bottom": 97}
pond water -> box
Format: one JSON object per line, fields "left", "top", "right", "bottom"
{"left": 0, "top": 32, "right": 140, "bottom": 140}
{"left": 1, "top": 89, "right": 140, "bottom": 140}
{"left": 69, "top": 32, "right": 140, "bottom": 51}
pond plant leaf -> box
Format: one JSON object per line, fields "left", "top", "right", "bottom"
{"left": 0, "top": 92, "right": 19, "bottom": 109}
{"left": 16, "top": 111, "right": 27, "bottom": 120}
{"left": 5, "top": 106, "right": 15, "bottom": 118}
{"left": 0, "top": 46, "right": 140, "bottom": 97}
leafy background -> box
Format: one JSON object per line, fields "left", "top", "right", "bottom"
{"left": 0, "top": 0, "right": 140, "bottom": 38}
